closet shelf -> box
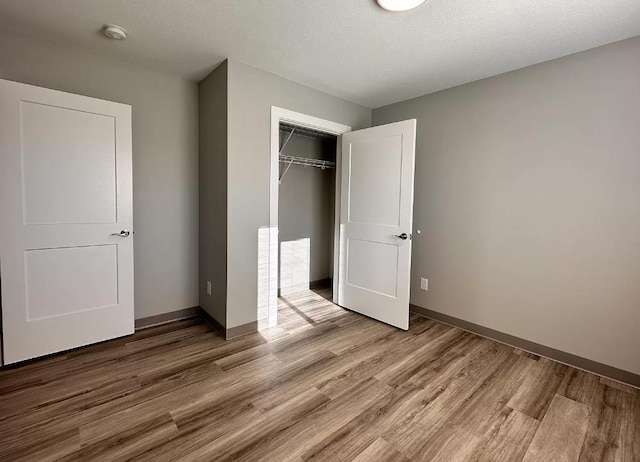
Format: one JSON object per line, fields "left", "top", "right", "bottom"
{"left": 280, "top": 122, "right": 337, "bottom": 142}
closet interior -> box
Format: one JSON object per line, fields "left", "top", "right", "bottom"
{"left": 278, "top": 122, "right": 338, "bottom": 299}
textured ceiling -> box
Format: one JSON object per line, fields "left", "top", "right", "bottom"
{"left": 1, "top": 0, "right": 639, "bottom": 108}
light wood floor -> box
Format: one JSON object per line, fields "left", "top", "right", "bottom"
{"left": 0, "top": 288, "right": 638, "bottom": 461}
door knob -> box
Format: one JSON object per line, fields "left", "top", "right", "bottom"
{"left": 110, "top": 230, "right": 131, "bottom": 237}
{"left": 393, "top": 233, "right": 408, "bottom": 240}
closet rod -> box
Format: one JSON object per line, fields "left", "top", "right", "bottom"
{"left": 278, "top": 154, "right": 335, "bottom": 183}
{"left": 279, "top": 155, "right": 335, "bottom": 169}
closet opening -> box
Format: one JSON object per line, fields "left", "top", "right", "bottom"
{"left": 262, "top": 107, "right": 352, "bottom": 330}
{"left": 278, "top": 122, "right": 337, "bottom": 307}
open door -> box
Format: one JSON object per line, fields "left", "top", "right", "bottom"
{"left": 337, "top": 120, "right": 416, "bottom": 330}
{"left": 0, "top": 80, "right": 134, "bottom": 364}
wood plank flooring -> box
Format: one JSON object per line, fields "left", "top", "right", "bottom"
{"left": 0, "top": 288, "right": 638, "bottom": 461}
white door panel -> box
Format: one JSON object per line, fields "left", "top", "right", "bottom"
{"left": 21, "top": 101, "right": 117, "bottom": 225}
{"left": 348, "top": 134, "right": 403, "bottom": 226}
{"left": 0, "top": 79, "right": 134, "bottom": 364}
{"left": 338, "top": 120, "right": 416, "bottom": 330}
{"left": 346, "top": 238, "right": 399, "bottom": 297}
{"left": 25, "top": 245, "right": 119, "bottom": 320}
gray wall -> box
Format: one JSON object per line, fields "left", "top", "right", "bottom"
{"left": 373, "top": 36, "right": 640, "bottom": 375}
{"left": 199, "top": 61, "right": 228, "bottom": 327}
{"left": 278, "top": 132, "right": 336, "bottom": 292}
{"left": 226, "top": 60, "right": 371, "bottom": 328}
{"left": 0, "top": 31, "right": 199, "bottom": 320}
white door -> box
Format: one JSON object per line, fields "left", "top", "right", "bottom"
{"left": 0, "top": 80, "right": 134, "bottom": 364}
{"left": 337, "top": 120, "right": 416, "bottom": 330}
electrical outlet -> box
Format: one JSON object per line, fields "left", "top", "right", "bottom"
{"left": 420, "top": 278, "right": 428, "bottom": 291}
{"left": 206, "top": 281, "right": 212, "bottom": 295}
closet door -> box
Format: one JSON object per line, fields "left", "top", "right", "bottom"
{"left": 337, "top": 120, "right": 416, "bottom": 330}
{"left": 0, "top": 79, "right": 134, "bottom": 364}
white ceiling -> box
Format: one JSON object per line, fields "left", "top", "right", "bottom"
{"left": 1, "top": 0, "right": 639, "bottom": 108}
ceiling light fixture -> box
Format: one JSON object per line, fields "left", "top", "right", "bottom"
{"left": 376, "top": 0, "right": 426, "bottom": 12}
{"left": 103, "top": 24, "right": 127, "bottom": 40}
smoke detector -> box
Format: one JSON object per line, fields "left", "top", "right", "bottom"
{"left": 103, "top": 24, "right": 127, "bottom": 40}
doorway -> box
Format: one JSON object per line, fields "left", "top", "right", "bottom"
{"left": 265, "top": 108, "right": 417, "bottom": 332}
{"left": 263, "top": 108, "right": 351, "bottom": 330}
{"left": 277, "top": 123, "right": 338, "bottom": 327}
{"left": 278, "top": 122, "right": 337, "bottom": 295}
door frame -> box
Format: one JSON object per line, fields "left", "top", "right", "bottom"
{"left": 269, "top": 107, "right": 351, "bottom": 326}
